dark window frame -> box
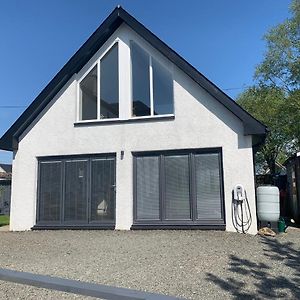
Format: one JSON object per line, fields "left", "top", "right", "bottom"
{"left": 35, "top": 153, "right": 116, "bottom": 229}
{"left": 132, "top": 148, "right": 225, "bottom": 228}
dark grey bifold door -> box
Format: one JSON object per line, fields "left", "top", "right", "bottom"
{"left": 195, "top": 153, "right": 222, "bottom": 220}
{"left": 134, "top": 150, "right": 224, "bottom": 227}
{"left": 64, "top": 160, "right": 88, "bottom": 223}
{"left": 165, "top": 155, "right": 191, "bottom": 220}
{"left": 37, "top": 155, "right": 116, "bottom": 227}
{"left": 90, "top": 158, "right": 115, "bottom": 222}
{"left": 136, "top": 156, "right": 160, "bottom": 220}
{"left": 38, "top": 161, "right": 62, "bottom": 223}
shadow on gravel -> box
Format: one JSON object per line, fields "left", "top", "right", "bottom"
{"left": 206, "top": 236, "right": 300, "bottom": 299}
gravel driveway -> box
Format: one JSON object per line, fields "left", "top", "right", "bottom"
{"left": 0, "top": 228, "right": 299, "bottom": 299}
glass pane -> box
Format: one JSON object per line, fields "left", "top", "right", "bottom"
{"left": 100, "top": 44, "right": 119, "bottom": 119}
{"left": 195, "top": 153, "right": 222, "bottom": 220}
{"left": 153, "top": 59, "right": 173, "bottom": 115}
{"left": 165, "top": 155, "right": 191, "bottom": 220}
{"left": 38, "top": 161, "right": 61, "bottom": 222}
{"left": 80, "top": 66, "right": 97, "bottom": 120}
{"left": 91, "top": 158, "right": 115, "bottom": 222}
{"left": 136, "top": 156, "right": 160, "bottom": 220}
{"left": 64, "top": 160, "right": 88, "bottom": 222}
{"left": 131, "top": 42, "right": 151, "bottom": 116}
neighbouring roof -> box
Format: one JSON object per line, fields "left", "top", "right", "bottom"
{"left": 0, "top": 164, "right": 12, "bottom": 174}
{"left": 283, "top": 152, "right": 300, "bottom": 166}
{"left": 262, "top": 161, "right": 286, "bottom": 176}
{"left": 0, "top": 173, "right": 12, "bottom": 180}
{"left": 0, "top": 6, "right": 267, "bottom": 152}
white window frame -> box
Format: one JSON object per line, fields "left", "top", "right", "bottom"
{"left": 76, "top": 35, "right": 175, "bottom": 124}
{"left": 77, "top": 40, "right": 120, "bottom": 123}
{"left": 130, "top": 40, "right": 174, "bottom": 119}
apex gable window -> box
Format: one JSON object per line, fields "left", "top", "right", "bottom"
{"left": 131, "top": 41, "right": 174, "bottom": 117}
{"left": 79, "top": 43, "right": 119, "bottom": 121}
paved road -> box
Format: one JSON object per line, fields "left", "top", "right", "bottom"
{"left": 0, "top": 228, "right": 299, "bottom": 299}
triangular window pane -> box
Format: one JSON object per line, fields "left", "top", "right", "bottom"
{"left": 80, "top": 66, "right": 97, "bottom": 120}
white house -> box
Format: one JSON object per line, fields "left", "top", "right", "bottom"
{"left": 0, "top": 7, "right": 266, "bottom": 233}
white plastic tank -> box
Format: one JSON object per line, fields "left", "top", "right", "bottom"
{"left": 257, "top": 186, "right": 280, "bottom": 222}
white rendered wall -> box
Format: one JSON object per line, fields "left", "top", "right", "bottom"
{"left": 10, "top": 24, "right": 257, "bottom": 234}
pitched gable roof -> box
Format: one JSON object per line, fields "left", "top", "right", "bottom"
{"left": 0, "top": 6, "right": 267, "bottom": 151}
{"left": 0, "top": 164, "right": 12, "bottom": 173}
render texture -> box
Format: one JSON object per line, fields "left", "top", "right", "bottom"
{"left": 0, "top": 7, "right": 266, "bottom": 234}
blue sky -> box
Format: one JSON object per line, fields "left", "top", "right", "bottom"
{"left": 0, "top": 0, "right": 291, "bottom": 163}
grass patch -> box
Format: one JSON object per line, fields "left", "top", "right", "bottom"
{"left": 0, "top": 215, "right": 9, "bottom": 227}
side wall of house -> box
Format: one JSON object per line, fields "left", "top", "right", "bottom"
{"left": 9, "top": 24, "right": 257, "bottom": 234}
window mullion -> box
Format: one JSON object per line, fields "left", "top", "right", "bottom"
{"left": 77, "top": 82, "right": 81, "bottom": 122}
{"left": 190, "top": 153, "right": 197, "bottom": 221}
{"left": 61, "top": 160, "right": 65, "bottom": 225}
{"left": 149, "top": 56, "right": 154, "bottom": 116}
{"left": 97, "top": 62, "right": 101, "bottom": 120}
{"left": 87, "top": 158, "right": 91, "bottom": 224}
{"left": 160, "top": 154, "right": 165, "bottom": 221}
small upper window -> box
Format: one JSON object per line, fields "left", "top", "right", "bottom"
{"left": 131, "top": 41, "right": 173, "bottom": 117}
{"left": 79, "top": 43, "right": 119, "bottom": 121}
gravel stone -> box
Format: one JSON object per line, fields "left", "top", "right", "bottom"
{"left": 0, "top": 228, "right": 299, "bottom": 299}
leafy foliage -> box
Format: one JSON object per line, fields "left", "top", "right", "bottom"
{"left": 281, "top": 89, "right": 300, "bottom": 151}
{"left": 237, "top": 86, "right": 287, "bottom": 174}
{"left": 255, "top": 0, "right": 300, "bottom": 91}
{"left": 237, "top": 1, "right": 300, "bottom": 175}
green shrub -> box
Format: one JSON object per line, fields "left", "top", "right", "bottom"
{"left": 0, "top": 215, "right": 9, "bottom": 227}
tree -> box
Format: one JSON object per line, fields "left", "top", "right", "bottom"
{"left": 255, "top": 0, "right": 300, "bottom": 91}
{"left": 281, "top": 90, "right": 300, "bottom": 152}
{"left": 237, "top": 0, "right": 300, "bottom": 176}
{"left": 237, "top": 86, "right": 287, "bottom": 175}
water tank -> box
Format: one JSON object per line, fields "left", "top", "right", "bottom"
{"left": 257, "top": 186, "right": 280, "bottom": 222}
